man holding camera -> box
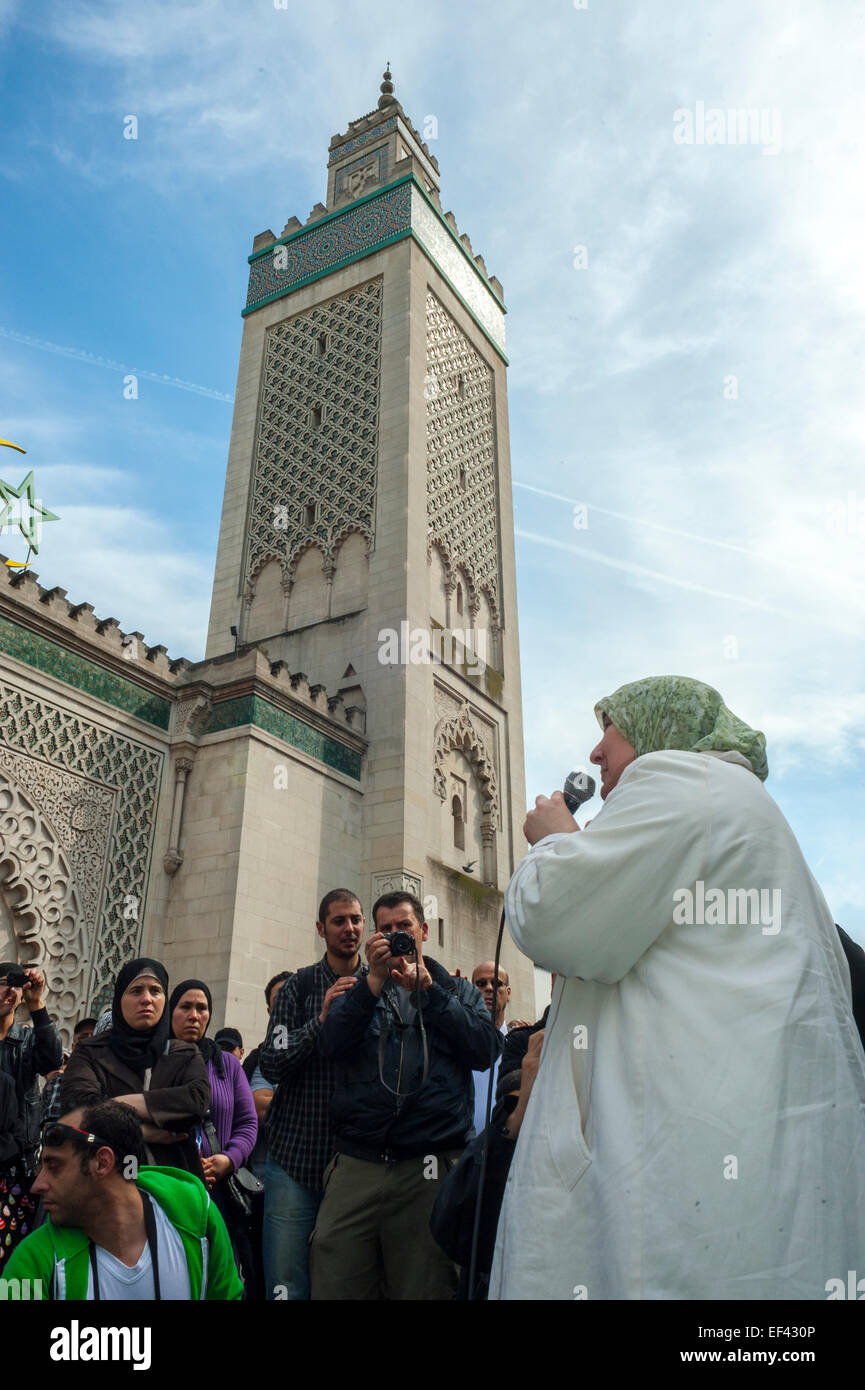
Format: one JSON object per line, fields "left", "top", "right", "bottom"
{"left": 310, "top": 891, "right": 499, "bottom": 1300}
{"left": 0, "top": 963, "right": 63, "bottom": 1271}
{"left": 259, "top": 890, "right": 368, "bottom": 1300}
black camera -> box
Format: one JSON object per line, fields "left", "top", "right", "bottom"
{"left": 2, "top": 968, "right": 29, "bottom": 989}
{"left": 383, "top": 930, "right": 415, "bottom": 957}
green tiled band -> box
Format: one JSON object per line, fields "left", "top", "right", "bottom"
{"left": 0, "top": 616, "right": 362, "bottom": 778}
{"left": 205, "top": 693, "right": 362, "bottom": 780}
{"left": 243, "top": 175, "right": 508, "bottom": 359}
{"left": 0, "top": 615, "right": 172, "bottom": 729}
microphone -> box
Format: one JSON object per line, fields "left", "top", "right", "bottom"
{"left": 562, "top": 769, "right": 596, "bottom": 814}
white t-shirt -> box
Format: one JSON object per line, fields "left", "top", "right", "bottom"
{"left": 85, "top": 1197, "right": 191, "bottom": 1300}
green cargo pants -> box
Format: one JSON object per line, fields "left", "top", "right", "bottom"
{"left": 309, "top": 1149, "right": 462, "bottom": 1300}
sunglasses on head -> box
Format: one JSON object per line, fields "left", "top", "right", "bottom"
{"left": 40, "top": 1121, "right": 113, "bottom": 1153}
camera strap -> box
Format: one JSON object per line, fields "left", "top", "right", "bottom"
{"left": 88, "top": 1189, "right": 161, "bottom": 1301}
{"left": 377, "top": 984, "right": 429, "bottom": 1099}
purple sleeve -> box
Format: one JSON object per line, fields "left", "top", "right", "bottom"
{"left": 221, "top": 1052, "right": 259, "bottom": 1172}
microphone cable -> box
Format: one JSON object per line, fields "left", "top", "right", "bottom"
{"left": 466, "top": 901, "right": 507, "bottom": 1300}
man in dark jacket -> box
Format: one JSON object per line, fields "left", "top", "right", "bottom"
{"left": 309, "top": 891, "right": 499, "bottom": 1301}
{"left": 0, "top": 965, "right": 63, "bottom": 1168}
{"left": 0, "top": 963, "right": 63, "bottom": 1275}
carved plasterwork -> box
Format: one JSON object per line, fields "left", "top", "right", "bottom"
{"left": 370, "top": 869, "right": 424, "bottom": 904}
{"left": 0, "top": 766, "right": 89, "bottom": 1048}
{"left": 243, "top": 278, "right": 383, "bottom": 600}
{"left": 0, "top": 681, "right": 164, "bottom": 1013}
{"left": 413, "top": 197, "right": 506, "bottom": 353}
{"left": 334, "top": 144, "right": 389, "bottom": 203}
{"left": 0, "top": 745, "right": 114, "bottom": 940}
{"left": 426, "top": 293, "right": 501, "bottom": 625}
{"left": 433, "top": 701, "right": 499, "bottom": 819}
{"left": 173, "top": 695, "right": 212, "bottom": 740}
{"left": 434, "top": 684, "right": 461, "bottom": 723}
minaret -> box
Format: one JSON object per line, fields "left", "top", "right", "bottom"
{"left": 206, "top": 70, "right": 531, "bottom": 1008}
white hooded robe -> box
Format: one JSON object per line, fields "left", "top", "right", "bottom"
{"left": 488, "top": 750, "right": 865, "bottom": 1300}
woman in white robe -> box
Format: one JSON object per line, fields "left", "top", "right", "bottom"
{"left": 489, "top": 675, "right": 865, "bottom": 1301}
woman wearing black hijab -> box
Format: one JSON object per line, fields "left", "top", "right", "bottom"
{"left": 60, "top": 959, "right": 210, "bottom": 1174}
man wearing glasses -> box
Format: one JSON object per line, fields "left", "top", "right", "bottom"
{"left": 4, "top": 1099, "right": 242, "bottom": 1299}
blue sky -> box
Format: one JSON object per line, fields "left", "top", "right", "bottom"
{"left": 1, "top": 0, "right": 863, "bottom": 942}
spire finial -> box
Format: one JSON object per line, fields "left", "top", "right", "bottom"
{"left": 378, "top": 63, "right": 395, "bottom": 109}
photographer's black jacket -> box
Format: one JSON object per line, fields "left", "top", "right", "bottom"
{"left": 0, "top": 1008, "right": 63, "bottom": 1166}
{"left": 318, "top": 957, "right": 500, "bottom": 1159}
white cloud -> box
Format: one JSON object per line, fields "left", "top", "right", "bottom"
{"left": 16, "top": 501, "right": 212, "bottom": 658}
{"left": 6, "top": 0, "right": 864, "bottom": 934}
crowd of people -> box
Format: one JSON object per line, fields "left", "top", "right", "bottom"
{"left": 0, "top": 888, "right": 533, "bottom": 1300}
{"left": 3, "top": 672, "right": 865, "bottom": 1302}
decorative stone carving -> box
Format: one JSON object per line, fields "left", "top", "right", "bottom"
{"left": 69, "top": 798, "right": 101, "bottom": 832}
{"left": 334, "top": 145, "right": 389, "bottom": 203}
{"left": 414, "top": 201, "right": 506, "bottom": 354}
{"left": 0, "top": 768, "right": 88, "bottom": 1048}
{"left": 0, "top": 681, "right": 164, "bottom": 1013}
{"left": 433, "top": 701, "right": 499, "bottom": 819}
{"left": 0, "top": 744, "right": 115, "bottom": 959}
{"left": 370, "top": 869, "right": 424, "bottom": 903}
{"left": 163, "top": 753, "right": 195, "bottom": 878}
{"left": 243, "top": 278, "right": 383, "bottom": 602}
{"left": 434, "top": 682, "right": 499, "bottom": 793}
{"left": 425, "top": 293, "right": 501, "bottom": 626}
{"left": 434, "top": 683, "right": 461, "bottom": 723}
{"left": 163, "top": 847, "right": 184, "bottom": 876}
{"left": 173, "top": 695, "right": 212, "bottom": 740}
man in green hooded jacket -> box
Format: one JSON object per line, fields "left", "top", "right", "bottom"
{"left": 3, "top": 1099, "right": 242, "bottom": 1300}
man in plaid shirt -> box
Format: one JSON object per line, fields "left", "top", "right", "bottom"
{"left": 259, "top": 888, "right": 367, "bottom": 1300}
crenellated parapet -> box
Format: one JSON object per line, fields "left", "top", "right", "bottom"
{"left": 0, "top": 554, "right": 366, "bottom": 767}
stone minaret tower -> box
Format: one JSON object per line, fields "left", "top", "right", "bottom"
{"left": 205, "top": 69, "right": 531, "bottom": 1013}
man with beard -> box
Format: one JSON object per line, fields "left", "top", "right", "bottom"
{"left": 5, "top": 1100, "right": 242, "bottom": 1299}
{"left": 259, "top": 889, "right": 367, "bottom": 1300}
{"left": 309, "top": 892, "right": 498, "bottom": 1301}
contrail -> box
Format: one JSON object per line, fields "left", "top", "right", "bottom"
{"left": 0, "top": 328, "right": 234, "bottom": 403}
{"left": 513, "top": 480, "right": 830, "bottom": 578}
{"left": 514, "top": 528, "right": 860, "bottom": 635}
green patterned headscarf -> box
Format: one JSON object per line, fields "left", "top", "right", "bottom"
{"left": 594, "top": 675, "right": 768, "bottom": 781}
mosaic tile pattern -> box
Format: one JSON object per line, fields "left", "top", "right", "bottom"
{"left": 334, "top": 144, "right": 389, "bottom": 203}
{"left": 411, "top": 195, "right": 507, "bottom": 354}
{"left": 204, "top": 694, "right": 362, "bottom": 780}
{"left": 328, "top": 116, "right": 397, "bottom": 164}
{"left": 244, "top": 180, "right": 506, "bottom": 361}
{"left": 244, "top": 278, "right": 382, "bottom": 592}
{"left": 0, "top": 615, "right": 172, "bottom": 729}
{"left": 0, "top": 680, "right": 164, "bottom": 1013}
{"left": 245, "top": 184, "right": 411, "bottom": 314}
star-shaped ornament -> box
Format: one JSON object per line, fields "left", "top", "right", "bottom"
{"left": 0, "top": 471, "right": 59, "bottom": 555}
